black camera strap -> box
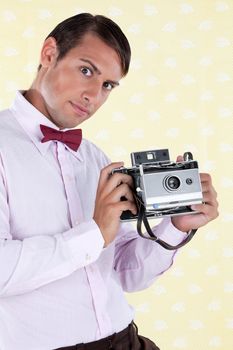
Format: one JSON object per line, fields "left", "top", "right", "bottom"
{"left": 136, "top": 198, "right": 197, "bottom": 250}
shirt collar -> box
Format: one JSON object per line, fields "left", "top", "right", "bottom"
{"left": 9, "top": 91, "right": 83, "bottom": 161}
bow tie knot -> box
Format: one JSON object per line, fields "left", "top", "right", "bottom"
{"left": 40, "top": 124, "right": 82, "bottom": 152}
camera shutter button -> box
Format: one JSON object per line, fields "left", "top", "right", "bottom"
{"left": 186, "top": 178, "right": 193, "bottom": 185}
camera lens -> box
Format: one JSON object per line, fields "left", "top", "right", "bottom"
{"left": 164, "top": 175, "right": 181, "bottom": 191}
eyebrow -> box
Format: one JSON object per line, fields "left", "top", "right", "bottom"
{"left": 80, "top": 58, "right": 120, "bottom": 87}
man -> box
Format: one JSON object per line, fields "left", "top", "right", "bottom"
{"left": 0, "top": 13, "right": 218, "bottom": 350}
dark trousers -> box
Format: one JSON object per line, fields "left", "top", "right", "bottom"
{"left": 55, "top": 322, "right": 160, "bottom": 349}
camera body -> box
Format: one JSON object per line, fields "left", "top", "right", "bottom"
{"left": 112, "top": 149, "right": 203, "bottom": 221}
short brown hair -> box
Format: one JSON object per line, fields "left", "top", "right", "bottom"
{"left": 38, "top": 13, "right": 131, "bottom": 76}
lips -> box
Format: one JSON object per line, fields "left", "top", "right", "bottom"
{"left": 70, "top": 101, "right": 89, "bottom": 117}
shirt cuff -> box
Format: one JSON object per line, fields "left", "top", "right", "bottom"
{"left": 62, "top": 219, "right": 105, "bottom": 266}
{"left": 154, "top": 217, "right": 187, "bottom": 246}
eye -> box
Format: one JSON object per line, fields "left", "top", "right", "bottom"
{"left": 103, "top": 81, "right": 114, "bottom": 91}
{"left": 81, "top": 67, "right": 92, "bottom": 76}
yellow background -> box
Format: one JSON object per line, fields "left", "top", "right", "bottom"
{"left": 0, "top": 1, "right": 232, "bottom": 349}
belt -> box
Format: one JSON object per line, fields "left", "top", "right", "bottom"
{"left": 55, "top": 322, "right": 133, "bottom": 350}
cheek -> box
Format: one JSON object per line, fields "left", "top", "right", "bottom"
{"left": 44, "top": 69, "right": 71, "bottom": 100}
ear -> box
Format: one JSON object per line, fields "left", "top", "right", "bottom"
{"left": 40, "top": 37, "right": 58, "bottom": 68}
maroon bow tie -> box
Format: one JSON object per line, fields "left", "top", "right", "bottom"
{"left": 40, "top": 124, "right": 82, "bottom": 152}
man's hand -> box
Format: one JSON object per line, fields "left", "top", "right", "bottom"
{"left": 171, "top": 156, "right": 219, "bottom": 232}
{"left": 93, "top": 162, "right": 137, "bottom": 247}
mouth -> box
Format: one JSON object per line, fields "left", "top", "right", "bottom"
{"left": 70, "top": 101, "right": 89, "bottom": 118}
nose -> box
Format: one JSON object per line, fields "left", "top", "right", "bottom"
{"left": 81, "top": 83, "right": 102, "bottom": 105}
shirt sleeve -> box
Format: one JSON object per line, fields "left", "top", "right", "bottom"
{"left": 0, "top": 164, "right": 105, "bottom": 297}
{"left": 114, "top": 217, "right": 186, "bottom": 292}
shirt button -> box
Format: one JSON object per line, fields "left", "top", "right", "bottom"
{"left": 85, "top": 254, "right": 91, "bottom": 261}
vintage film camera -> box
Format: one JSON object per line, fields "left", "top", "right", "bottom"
{"left": 112, "top": 149, "right": 203, "bottom": 250}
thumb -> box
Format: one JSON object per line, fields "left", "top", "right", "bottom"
{"left": 176, "top": 155, "right": 184, "bottom": 162}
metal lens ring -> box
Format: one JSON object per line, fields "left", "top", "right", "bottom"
{"left": 163, "top": 175, "right": 181, "bottom": 192}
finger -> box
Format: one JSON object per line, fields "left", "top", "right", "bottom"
{"left": 97, "top": 162, "right": 124, "bottom": 191}
{"left": 199, "top": 173, "right": 212, "bottom": 184}
{"left": 117, "top": 200, "right": 137, "bottom": 215}
{"left": 191, "top": 198, "right": 219, "bottom": 217}
{"left": 99, "top": 172, "right": 134, "bottom": 199}
{"left": 109, "top": 183, "right": 135, "bottom": 203}
{"left": 176, "top": 155, "right": 183, "bottom": 162}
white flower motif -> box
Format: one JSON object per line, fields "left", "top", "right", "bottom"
{"left": 205, "top": 230, "right": 219, "bottom": 241}
{"left": 3, "top": 10, "right": 16, "bottom": 22}
{"left": 112, "top": 112, "right": 125, "bottom": 122}
{"left": 180, "top": 3, "right": 194, "bottom": 14}
{"left": 166, "top": 128, "right": 179, "bottom": 138}
{"left": 187, "top": 248, "right": 201, "bottom": 258}
{"left": 216, "top": 37, "right": 231, "bottom": 47}
{"left": 222, "top": 213, "right": 233, "bottom": 222}
{"left": 130, "top": 58, "right": 142, "bottom": 70}
{"left": 108, "top": 7, "right": 123, "bottom": 17}
{"left": 198, "top": 20, "right": 213, "bottom": 31}
{"left": 146, "top": 40, "right": 160, "bottom": 51}
{"left": 172, "top": 302, "right": 186, "bottom": 313}
{"left": 200, "top": 125, "right": 214, "bottom": 136}
{"left": 128, "top": 24, "right": 141, "bottom": 34}
{"left": 182, "top": 110, "right": 197, "bottom": 119}
{"left": 154, "top": 320, "right": 168, "bottom": 331}
{"left": 222, "top": 247, "right": 233, "bottom": 258}
{"left": 38, "top": 9, "right": 52, "bottom": 20}
{"left": 95, "top": 129, "right": 109, "bottom": 140}
{"left": 23, "top": 63, "right": 37, "bottom": 74}
{"left": 218, "top": 107, "right": 232, "bottom": 118}
{"left": 189, "top": 320, "right": 204, "bottom": 330}
{"left": 199, "top": 56, "right": 213, "bottom": 66}
{"left": 206, "top": 265, "right": 219, "bottom": 276}
{"left": 219, "top": 143, "right": 233, "bottom": 152}
{"left": 221, "top": 177, "right": 233, "bottom": 188}
{"left": 173, "top": 336, "right": 187, "bottom": 348}
{"left": 112, "top": 147, "right": 127, "bottom": 158}
{"left": 216, "top": 2, "right": 229, "bottom": 12}
{"left": 181, "top": 39, "right": 195, "bottom": 49}
{"left": 216, "top": 73, "right": 231, "bottom": 82}
{"left": 162, "top": 22, "right": 176, "bottom": 32}
{"left": 202, "top": 160, "right": 216, "bottom": 171}
{"left": 148, "top": 111, "right": 161, "bottom": 121}
{"left": 144, "top": 5, "right": 158, "bottom": 16}
{"left": 188, "top": 284, "right": 203, "bottom": 294}
{"left": 200, "top": 91, "right": 213, "bottom": 101}
{"left": 226, "top": 318, "right": 233, "bottom": 329}
{"left": 147, "top": 76, "right": 160, "bottom": 86}
{"left": 153, "top": 284, "right": 167, "bottom": 295}
{"left": 224, "top": 282, "right": 233, "bottom": 292}
{"left": 22, "top": 27, "right": 35, "bottom": 38}
{"left": 181, "top": 75, "right": 196, "bottom": 85}
{"left": 130, "top": 128, "right": 144, "bottom": 139}
{"left": 170, "top": 267, "right": 184, "bottom": 277}
{"left": 183, "top": 144, "right": 198, "bottom": 153}
{"left": 4, "top": 47, "right": 19, "bottom": 57}
{"left": 129, "top": 93, "right": 144, "bottom": 105}
{"left": 135, "top": 303, "right": 150, "bottom": 313}
{"left": 6, "top": 81, "right": 19, "bottom": 92}
{"left": 74, "top": 8, "right": 87, "bottom": 14}
{"left": 208, "top": 299, "right": 221, "bottom": 311}
{"left": 165, "top": 57, "right": 177, "bottom": 68}
{"left": 209, "top": 336, "right": 222, "bottom": 347}
{"left": 165, "top": 93, "right": 178, "bottom": 103}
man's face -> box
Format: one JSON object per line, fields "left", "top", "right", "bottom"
{"left": 38, "top": 33, "right": 122, "bottom": 129}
